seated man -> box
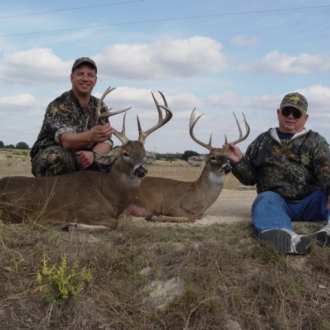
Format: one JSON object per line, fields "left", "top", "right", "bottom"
{"left": 30, "top": 57, "right": 115, "bottom": 176}
{"left": 228, "top": 92, "right": 330, "bottom": 254}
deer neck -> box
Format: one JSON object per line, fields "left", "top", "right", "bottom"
{"left": 196, "top": 164, "right": 226, "bottom": 191}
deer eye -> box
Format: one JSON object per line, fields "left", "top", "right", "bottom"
{"left": 123, "top": 152, "right": 130, "bottom": 157}
{"left": 210, "top": 156, "right": 217, "bottom": 161}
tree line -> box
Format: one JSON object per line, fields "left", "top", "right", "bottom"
{"left": 0, "top": 141, "right": 199, "bottom": 160}
{"left": 0, "top": 141, "right": 30, "bottom": 150}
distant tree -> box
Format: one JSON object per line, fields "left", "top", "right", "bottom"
{"left": 181, "top": 150, "right": 199, "bottom": 161}
{"left": 5, "top": 144, "right": 15, "bottom": 149}
{"left": 0, "top": 141, "right": 4, "bottom": 148}
{"left": 15, "top": 142, "right": 29, "bottom": 150}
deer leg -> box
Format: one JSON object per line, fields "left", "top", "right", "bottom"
{"left": 146, "top": 214, "right": 196, "bottom": 223}
{"left": 127, "top": 204, "right": 154, "bottom": 218}
{"left": 61, "top": 216, "right": 118, "bottom": 231}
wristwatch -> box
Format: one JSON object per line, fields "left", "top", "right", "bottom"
{"left": 92, "top": 151, "right": 98, "bottom": 160}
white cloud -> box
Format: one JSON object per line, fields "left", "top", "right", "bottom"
{"left": 94, "top": 37, "right": 227, "bottom": 79}
{"left": 0, "top": 48, "right": 69, "bottom": 84}
{"left": 239, "top": 51, "right": 330, "bottom": 74}
{"left": 205, "top": 91, "right": 240, "bottom": 108}
{"left": 0, "top": 93, "right": 36, "bottom": 111}
{"left": 230, "top": 35, "right": 258, "bottom": 48}
{"left": 0, "top": 37, "right": 227, "bottom": 86}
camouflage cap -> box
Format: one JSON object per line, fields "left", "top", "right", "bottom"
{"left": 280, "top": 92, "right": 308, "bottom": 113}
{"left": 72, "top": 57, "right": 97, "bottom": 73}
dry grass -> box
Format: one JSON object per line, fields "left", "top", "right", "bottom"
{"left": 1, "top": 219, "right": 330, "bottom": 329}
{"left": 2, "top": 150, "right": 330, "bottom": 329}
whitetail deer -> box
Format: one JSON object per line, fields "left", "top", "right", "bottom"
{"left": 0, "top": 87, "right": 172, "bottom": 231}
{"left": 128, "top": 109, "right": 250, "bottom": 223}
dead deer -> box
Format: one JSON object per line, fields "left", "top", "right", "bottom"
{"left": 0, "top": 87, "right": 172, "bottom": 231}
{"left": 127, "top": 109, "right": 250, "bottom": 223}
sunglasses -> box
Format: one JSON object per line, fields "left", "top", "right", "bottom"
{"left": 281, "top": 108, "right": 303, "bottom": 119}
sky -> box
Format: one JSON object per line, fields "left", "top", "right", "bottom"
{"left": 0, "top": 0, "right": 330, "bottom": 154}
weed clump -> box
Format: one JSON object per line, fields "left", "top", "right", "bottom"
{"left": 36, "top": 253, "right": 92, "bottom": 306}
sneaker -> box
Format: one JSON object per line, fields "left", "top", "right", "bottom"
{"left": 313, "top": 223, "right": 330, "bottom": 247}
{"left": 260, "top": 228, "right": 311, "bottom": 255}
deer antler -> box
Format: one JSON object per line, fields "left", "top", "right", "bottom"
{"left": 189, "top": 108, "right": 213, "bottom": 151}
{"left": 111, "top": 112, "right": 129, "bottom": 145}
{"left": 189, "top": 110, "right": 250, "bottom": 150}
{"left": 224, "top": 112, "right": 250, "bottom": 146}
{"left": 96, "top": 86, "right": 131, "bottom": 125}
{"left": 137, "top": 91, "right": 173, "bottom": 145}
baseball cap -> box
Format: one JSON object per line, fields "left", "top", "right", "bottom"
{"left": 280, "top": 92, "right": 308, "bottom": 113}
{"left": 71, "top": 57, "right": 97, "bottom": 73}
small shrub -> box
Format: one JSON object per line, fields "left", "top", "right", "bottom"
{"left": 36, "top": 253, "right": 92, "bottom": 307}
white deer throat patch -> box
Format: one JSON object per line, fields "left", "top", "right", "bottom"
{"left": 208, "top": 172, "right": 225, "bottom": 185}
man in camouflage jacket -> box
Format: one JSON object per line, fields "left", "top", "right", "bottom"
{"left": 228, "top": 92, "right": 330, "bottom": 255}
{"left": 30, "top": 57, "right": 115, "bottom": 176}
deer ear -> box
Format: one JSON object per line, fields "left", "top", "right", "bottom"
{"left": 144, "top": 151, "right": 156, "bottom": 164}
{"left": 95, "top": 149, "right": 121, "bottom": 165}
{"left": 186, "top": 155, "right": 206, "bottom": 167}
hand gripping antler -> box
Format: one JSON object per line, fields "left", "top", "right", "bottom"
{"left": 189, "top": 109, "right": 250, "bottom": 151}
{"left": 96, "top": 86, "right": 131, "bottom": 125}
{"left": 137, "top": 91, "right": 173, "bottom": 145}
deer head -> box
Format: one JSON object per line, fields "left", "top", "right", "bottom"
{"left": 95, "top": 89, "right": 172, "bottom": 180}
{"left": 187, "top": 109, "right": 250, "bottom": 174}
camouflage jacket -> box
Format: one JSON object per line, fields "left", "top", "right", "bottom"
{"left": 231, "top": 128, "right": 330, "bottom": 201}
{"left": 30, "top": 90, "right": 113, "bottom": 160}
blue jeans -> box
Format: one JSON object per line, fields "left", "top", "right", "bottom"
{"left": 252, "top": 189, "right": 329, "bottom": 236}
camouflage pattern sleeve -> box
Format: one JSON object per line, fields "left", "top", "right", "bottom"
{"left": 310, "top": 133, "right": 330, "bottom": 196}
{"left": 231, "top": 134, "right": 264, "bottom": 186}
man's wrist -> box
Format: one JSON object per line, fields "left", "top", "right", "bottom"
{"left": 91, "top": 151, "right": 98, "bottom": 161}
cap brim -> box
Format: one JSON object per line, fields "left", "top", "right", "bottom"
{"left": 281, "top": 103, "right": 304, "bottom": 113}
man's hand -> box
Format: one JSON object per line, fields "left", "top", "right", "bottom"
{"left": 77, "top": 150, "right": 95, "bottom": 170}
{"left": 89, "top": 123, "right": 115, "bottom": 143}
{"left": 327, "top": 196, "right": 330, "bottom": 211}
{"left": 227, "top": 143, "right": 243, "bottom": 163}
{"left": 60, "top": 123, "right": 115, "bottom": 150}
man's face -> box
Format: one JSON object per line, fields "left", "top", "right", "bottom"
{"left": 70, "top": 64, "right": 97, "bottom": 97}
{"left": 277, "top": 106, "right": 309, "bottom": 134}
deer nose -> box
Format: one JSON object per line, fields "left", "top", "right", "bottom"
{"left": 134, "top": 165, "right": 146, "bottom": 178}
{"left": 222, "top": 164, "right": 231, "bottom": 174}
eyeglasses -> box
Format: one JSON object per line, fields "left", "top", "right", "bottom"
{"left": 281, "top": 108, "right": 303, "bottom": 119}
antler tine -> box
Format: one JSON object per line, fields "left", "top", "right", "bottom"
{"left": 189, "top": 108, "right": 213, "bottom": 151}
{"left": 96, "top": 86, "right": 131, "bottom": 125}
{"left": 138, "top": 91, "right": 173, "bottom": 145}
{"left": 96, "top": 87, "right": 115, "bottom": 124}
{"left": 112, "top": 112, "right": 129, "bottom": 145}
{"left": 229, "top": 112, "right": 250, "bottom": 145}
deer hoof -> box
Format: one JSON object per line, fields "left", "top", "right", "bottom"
{"left": 145, "top": 215, "right": 155, "bottom": 222}
{"left": 61, "top": 222, "right": 77, "bottom": 231}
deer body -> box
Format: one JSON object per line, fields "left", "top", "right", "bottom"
{"left": 0, "top": 88, "right": 172, "bottom": 231}
{"left": 128, "top": 110, "right": 249, "bottom": 223}
{"left": 128, "top": 149, "right": 231, "bottom": 223}
{"left": 0, "top": 141, "right": 145, "bottom": 230}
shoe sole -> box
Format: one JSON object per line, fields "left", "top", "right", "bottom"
{"left": 260, "top": 230, "right": 311, "bottom": 254}
{"left": 314, "top": 231, "right": 330, "bottom": 247}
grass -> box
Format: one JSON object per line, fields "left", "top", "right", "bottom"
{"left": 1, "top": 157, "right": 329, "bottom": 329}
{"left": 1, "top": 217, "right": 330, "bottom": 329}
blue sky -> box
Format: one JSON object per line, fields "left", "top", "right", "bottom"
{"left": 0, "top": 0, "right": 330, "bottom": 154}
